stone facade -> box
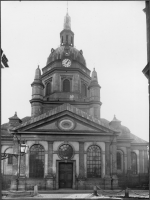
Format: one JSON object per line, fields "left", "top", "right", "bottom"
{"left": 1, "top": 12, "right": 149, "bottom": 191}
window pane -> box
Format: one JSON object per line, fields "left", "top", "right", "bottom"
{"left": 29, "top": 144, "right": 44, "bottom": 178}
{"left": 87, "top": 145, "right": 101, "bottom": 178}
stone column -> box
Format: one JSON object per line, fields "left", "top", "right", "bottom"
{"left": 139, "top": 150, "right": 144, "bottom": 173}
{"left": 127, "top": 147, "right": 131, "bottom": 171}
{"left": 124, "top": 154, "right": 127, "bottom": 174}
{"left": 144, "top": 150, "right": 148, "bottom": 173}
{"left": 46, "top": 141, "right": 54, "bottom": 190}
{"left": 102, "top": 151, "right": 105, "bottom": 177}
{"left": 11, "top": 138, "right": 19, "bottom": 190}
{"left": 112, "top": 142, "right": 117, "bottom": 175}
{"left": 48, "top": 141, "right": 53, "bottom": 175}
{"left": 104, "top": 143, "right": 111, "bottom": 189}
{"left": 105, "top": 142, "right": 110, "bottom": 176}
{"left": 111, "top": 140, "right": 118, "bottom": 189}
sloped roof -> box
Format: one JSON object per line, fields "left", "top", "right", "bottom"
{"left": 130, "top": 133, "right": 149, "bottom": 144}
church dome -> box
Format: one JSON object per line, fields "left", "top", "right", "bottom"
{"left": 46, "top": 46, "right": 86, "bottom": 67}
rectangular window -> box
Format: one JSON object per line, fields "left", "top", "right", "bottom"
{"left": 8, "top": 155, "right": 13, "bottom": 165}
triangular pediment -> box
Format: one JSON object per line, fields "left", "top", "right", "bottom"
{"left": 11, "top": 103, "right": 119, "bottom": 135}
{"left": 30, "top": 116, "right": 100, "bottom": 133}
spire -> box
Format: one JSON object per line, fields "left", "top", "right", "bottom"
{"left": 64, "top": 13, "right": 71, "bottom": 30}
{"left": 31, "top": 65, "right": 44, "bottom": 87}
{"left": 112, "top": 115, "right": 121, "bottom": 122}
{"left": 34, "top": 65, "right": 41, "bottom": 80}
{"left": 60, "top": 7, "right": 74, "bottom": 46}
{"left": 91, "top": 68, "right": 98, "bottom": 82}
{"left": 67, "top": 1, "right": 68, "bottom": 14}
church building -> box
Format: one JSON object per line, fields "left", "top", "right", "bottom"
{"left": 1, "top": 12, "right": 149, "bottom": 190}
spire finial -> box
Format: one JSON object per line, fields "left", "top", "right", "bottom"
{"left": 67, "top": 1, "right": 68, "bottom": 14}
{"left": 63, "top": 6, "right": 71, "bottom": 30}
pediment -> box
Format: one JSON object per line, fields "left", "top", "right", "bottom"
{"left": 24, "top": 116, "right": 103, "bottom": 133}
{"left": 11, "top": 103, "right": 118, "bottom": 135}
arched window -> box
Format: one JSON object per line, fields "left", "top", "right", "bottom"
{"left": 63, "top": 79, "right": 70, "bottom": 92}
{"left": 131, "top": 152, "right": 137, "bottom": 174}
{"left": 82, "top": 83, "right": 87, "bottom": 97}
{"left": 46, "top": 82, "right": 51, "bottom": 96}
{"left": 117, "top": 152, "right": 121, "bottom": 170}
{"left": 87, "top": 145, "right": 101, "bottom": 178}
{"left": 29, "top": 144, "right": 45, "bottom": 178}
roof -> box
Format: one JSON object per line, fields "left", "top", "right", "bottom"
{"left": 130, "top": 133, "right": 149, "bottom": 144}
{"left": 101, "top": 118, "right": 131, "bottom": 139}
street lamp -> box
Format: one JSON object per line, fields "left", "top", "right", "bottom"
{"left": 1, "top": 134, "right": 29, "bottom": 191}
{"left": 1, "top": 140, "right": 28, "bottom": 160}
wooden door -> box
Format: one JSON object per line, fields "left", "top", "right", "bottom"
{"left": 59, "top": 163, "right": 73, "bottom": 188}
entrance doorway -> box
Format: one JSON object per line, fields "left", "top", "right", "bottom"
{"left": 59, "top": 163, "right": 73, "bottom": 188}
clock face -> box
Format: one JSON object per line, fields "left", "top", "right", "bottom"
{"left": 62, "top": 59, "right": 71, "bottom": 67}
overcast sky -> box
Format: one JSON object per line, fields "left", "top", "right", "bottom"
{"left": 1, "top": 1, "right": 149, "bottom": 141}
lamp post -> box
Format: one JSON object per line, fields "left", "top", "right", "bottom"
{"left": 16, "top": 141, "right": 28, "bottom": 191}
{"left": 1, "top": 135, "right": 28, "bottom": 191}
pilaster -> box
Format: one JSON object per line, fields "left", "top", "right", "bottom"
{"left": 144, "top": 150, "right": 148, "bottom": 173}
{"left": 105, "top": 142, "right": 110, "bottom": 176}
{"left": 139, "top": 150, "right": 144, "bottom": 173}
{"left": 46, "top": 141, "right": 54, "bottom": 190}
{"left": 112, "top": 142, "right": 117, "bottom": 175}
{"left": 127, "top": 147, "right": 131, "bottom": 171}
{"left": 79, "top": 142, "right": 84, "bottom": 178}
{"left": 48, "top": 141, "right": 53, "bottom": 175}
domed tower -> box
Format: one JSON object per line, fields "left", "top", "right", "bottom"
{"left": 30, "top": 66, "right": 44, "bottom": 117}
{"left": 89, "top": 68, "right": 102, "bottom": 118}
{"left": 40, "top": 12, "right": 92, "bottom": 114}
